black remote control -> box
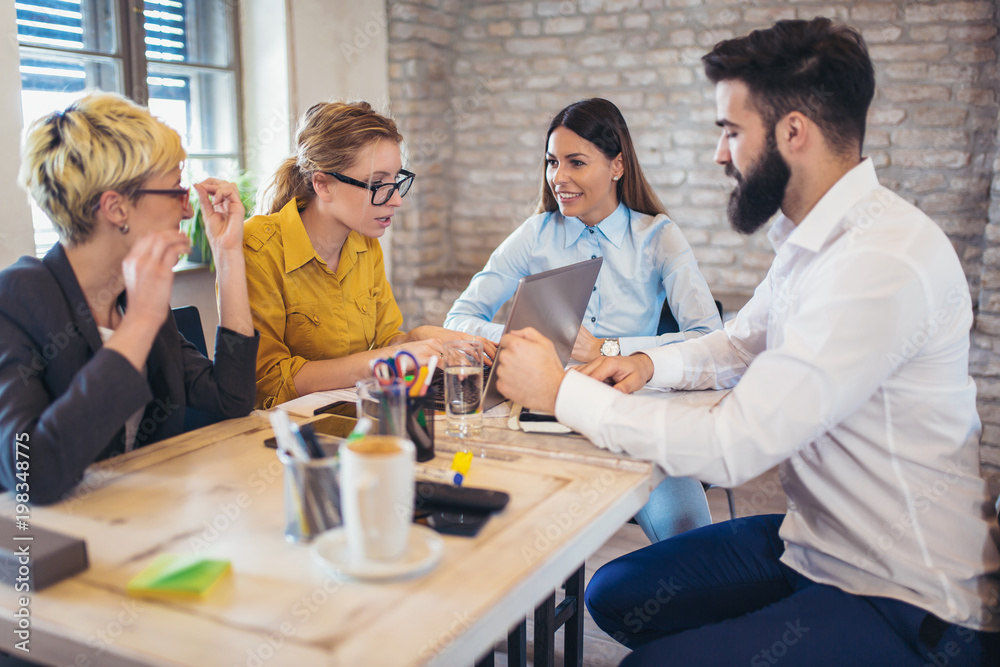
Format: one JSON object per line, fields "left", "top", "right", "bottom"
{"left": 414, "top": 481, "right": 510, "bottom": 513}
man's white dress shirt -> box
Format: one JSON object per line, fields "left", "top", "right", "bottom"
{"left": 556, "top": 159, "right": 1000, "bottom": 630}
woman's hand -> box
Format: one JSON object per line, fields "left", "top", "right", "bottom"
{"left": 408, "top": 325, "right": 498, "bottom": 364}
{"left": 571, "top": 325, "right": 601, "bottom": 363}
{"left": 393, "top": 339, "right": 445, "bottom": 367}
{"left": 194, "top": 179, "right": 245, "bottom": 254}
{"left": 121, "top": 230, "right": 190, "bottom": 329}
{"left": 106, "top": 230, "right": 189, "bottom": 370}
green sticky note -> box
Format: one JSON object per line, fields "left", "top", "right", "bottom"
{"left": 127, "top": 554, "right": 231, "bottom": 600}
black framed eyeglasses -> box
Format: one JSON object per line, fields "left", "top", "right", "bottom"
{"left": 323, "top": 169, "right": 415, "bottom": 205}
{"left": 135, "top": 186, "right": 191, "bottom": 205}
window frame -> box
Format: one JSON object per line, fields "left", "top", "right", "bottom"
{"left": 17, "top": 0, "right": 245, "bottom": 257}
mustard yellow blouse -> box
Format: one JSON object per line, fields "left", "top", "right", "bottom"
{"left": 243, "top": 199, "right": 405, "bottom": 408}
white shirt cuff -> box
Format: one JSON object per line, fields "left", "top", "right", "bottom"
{"left": 644, "top": 344, "right": 685, "bottom": 388}
{"left": 554, "top": 369, "right": 625, "bottom": 452}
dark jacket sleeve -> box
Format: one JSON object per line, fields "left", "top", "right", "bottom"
{"left": 0, "top": 312, "right": 152, "bottom": 505}
{"left": 179, "top": 324, "right": 259, "bottom": 418}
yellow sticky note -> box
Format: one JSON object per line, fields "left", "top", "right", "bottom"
{"left": 127, "top": 554, "right": 231, "bottom": 600}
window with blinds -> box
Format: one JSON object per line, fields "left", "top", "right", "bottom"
{"left": 16, "top": 0, "right": 242, "bottom": 256}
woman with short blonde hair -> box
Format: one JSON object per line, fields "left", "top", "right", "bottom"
{"left": 0, "top": 92, "right": 258, "bottom": 504}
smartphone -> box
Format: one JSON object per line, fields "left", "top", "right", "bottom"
{"left": 263, "top": 410, "right": 357, "bottom": 448}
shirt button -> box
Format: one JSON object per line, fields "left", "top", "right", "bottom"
{"left": 591, "top": 254, "right": 597, "bottom": 259}
{"left": 592, "top": 286, "right": 597, "bottom": 291}
{"left": 591, "top": 317, "right": 596, "bottom": 323}
{"left": 588, "top": 228, "right": 594, "bottom": 234}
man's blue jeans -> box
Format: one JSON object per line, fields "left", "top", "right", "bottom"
{"left": 585, "top": 514, "right": 1000, "bottom": 666}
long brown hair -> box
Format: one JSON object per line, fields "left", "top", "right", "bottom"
{"left": 256, "top": 101, "right": 403, "bottom": 215}
{"left": 535, "top": 98, "right": 665, "bottom": 218}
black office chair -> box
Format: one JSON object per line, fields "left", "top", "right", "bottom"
{"left": 171, "top": 305, "right": 227, "bottom": 431}
{"left": 657, "top": 298, "right": 737, "bottom": 520}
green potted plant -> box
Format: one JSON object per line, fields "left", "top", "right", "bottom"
{"left": 181, "top": 171, "right": 257, "bottom": 269}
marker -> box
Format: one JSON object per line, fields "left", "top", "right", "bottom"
{"left": 415, "top": 464, "right": 463, "bottom": 486}
{"left": 410, "top": 366, "right": 429, "bottom": 397}
{"left": 451, "top": 451, "right": 474, "bottom": 476}
{"left": 347, "top": 416, "right": 373, "bottom": 443}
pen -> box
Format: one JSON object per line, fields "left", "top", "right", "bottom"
{"left": 420, "top": 355, "right": 438, "bottom": 396}
{"left": 415, "top": 464, "right": 463, "bottom": 486}
{"left": 269, "top": 409, "right": 310, "bottom": 462}
{"left": 296, "top": 422, "right": 326, "bottom": 459}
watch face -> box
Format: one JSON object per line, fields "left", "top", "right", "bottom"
{"left": 601, "top": 338, "right": 620, "bottom": 356}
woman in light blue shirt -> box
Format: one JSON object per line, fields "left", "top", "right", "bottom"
{"left": 445, "top": 98, "right": 723, "bottom": 541}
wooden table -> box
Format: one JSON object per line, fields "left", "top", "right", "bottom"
{"left": 0, "top": 412, "right": 656, "bottom": 666}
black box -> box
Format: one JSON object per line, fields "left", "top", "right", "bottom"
{"left": 0, "top": 516, "right": 89, "bottom": 591}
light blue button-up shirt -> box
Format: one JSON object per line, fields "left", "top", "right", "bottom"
{"left": 444, "top": 203, "right": 722, "bottom": 356}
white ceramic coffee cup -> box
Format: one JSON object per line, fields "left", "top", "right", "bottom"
{"left": 340, "top": 436, "right": 415, "bottom": 561}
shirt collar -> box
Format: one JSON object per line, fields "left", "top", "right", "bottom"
{"left": 279, "top": 198, "right": 318, "bottom": 273}
{"left": 781, "top": 158, "right": 879, "bottom": 253}
{"left": 563, "top": 202, "right": 629, "bottom": 249}
{"left": 278, "top": 198, "right": 367, "bottom": 274}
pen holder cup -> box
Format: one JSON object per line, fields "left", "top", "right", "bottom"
{"left": 278, "top": 440, "right": 341, "bottom": 543}
{"left": 406, "top": 388, "right": 435, "bottom": 463}
{"left": 356, "top": 378, "right": 435, "bottom": 463}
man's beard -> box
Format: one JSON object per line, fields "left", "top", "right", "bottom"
{"left": 726, "top": 131, "right": 791, "bottom": 235}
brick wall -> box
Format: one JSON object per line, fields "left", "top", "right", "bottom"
{"left": 388, "top": 0, "right": 1000, "bottom": 489}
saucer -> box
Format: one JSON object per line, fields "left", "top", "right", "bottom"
{"left": 312, "top": 524, "right": 444, "bottom": 581}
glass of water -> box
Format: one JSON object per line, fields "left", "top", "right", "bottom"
{"left": 443, "top": 340, "right": 484, "bottom": 437}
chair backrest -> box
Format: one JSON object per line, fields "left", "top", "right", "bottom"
{"left": 657, "top": 299, "right": 724, "bottom": 336}
{"left": 172, "top": 305, "right": 208, "bottom": 357}
{"left": 171, "top": 305, "right": 224, "bottom": 431}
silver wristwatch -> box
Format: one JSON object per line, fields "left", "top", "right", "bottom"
{"left": 600, "top": 338, "right": 621, "bottom": 356}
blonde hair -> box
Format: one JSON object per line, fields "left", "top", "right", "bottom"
{"left": 18, "top": 92, "right": 186, "bottom": 246}
{"left": 256, "top": 101, "right": 403, "bottom": 215}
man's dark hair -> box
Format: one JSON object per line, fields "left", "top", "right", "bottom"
{"left": 702, "top": 18, "right": 875, "bottom": 156}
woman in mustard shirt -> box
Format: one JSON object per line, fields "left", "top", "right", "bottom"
{"left": 244, "top": 101, "right": 487, "bottom": 408}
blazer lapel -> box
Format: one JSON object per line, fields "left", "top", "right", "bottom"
{"left": 41, "top": 243, "right": 104, "bottom": 355}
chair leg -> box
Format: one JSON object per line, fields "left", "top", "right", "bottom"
{"left": 726, "top": 487, "right": 736, "bottom": 520}
{"left": 508, "top": 619, "right": 527, "bottom": 667}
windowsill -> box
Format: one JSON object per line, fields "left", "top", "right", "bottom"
{"left": 174, "top": 259, "right": 211, "bottom": 274}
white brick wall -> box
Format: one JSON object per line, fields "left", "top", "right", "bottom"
{"left": 388, "top": 0, "right": 1000, "bottom": 489}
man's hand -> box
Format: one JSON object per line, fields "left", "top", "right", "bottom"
{"left": 575, "top": 353, "right": 654, "bottom": 394}
{"left": 496, "top": 327, "right": 565, "bottom": 413}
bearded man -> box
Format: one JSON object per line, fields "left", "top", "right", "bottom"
{"left": 496, "top": 18, "right": 1000, "bottom": 666}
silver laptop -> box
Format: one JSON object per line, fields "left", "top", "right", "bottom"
{"left": 482, "top": 257, "right": 603, "bottom": 410}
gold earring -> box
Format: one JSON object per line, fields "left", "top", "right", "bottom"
{"left": 119, "top": 224, "right": 130, "bottom": 235}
